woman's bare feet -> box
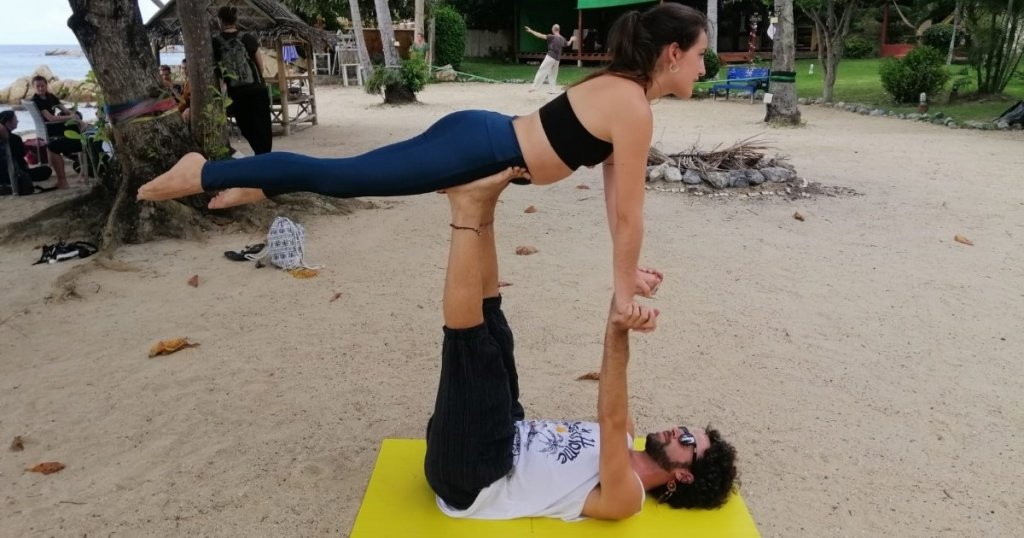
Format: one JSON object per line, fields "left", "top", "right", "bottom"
{"left": 208, "top": 188, "right": 267, "bottom": 209}
{"left": 137, "top": 152, "right": 207, "bottom": 201}
{"left": 636, "top": 267, "right": 664, "bottom": 297}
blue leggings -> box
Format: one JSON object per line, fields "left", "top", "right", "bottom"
{"left": 201, "top": 110, "right": 527, "bottom": 198}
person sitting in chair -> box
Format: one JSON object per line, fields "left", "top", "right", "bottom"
{"left": 0, "top": 111, "right": 57, "bottom": 189}
{"left": 30, "top": 75, "right": 85, "bottom": 184}
{"left": 426, "top": 167, "right": 738, "bottom": 521}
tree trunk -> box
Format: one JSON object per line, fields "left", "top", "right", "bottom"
{"left": 415, "top": 0, "right": 425, "bottom": 37}
{"left": 765, "top": 0, "right": 801, "bottom": 125}
{"left": 801, "top": 0, "right": 858, "bottom": 103}
{"left": 68, "top": 0, "right": 199, "bottom": 246}
{"left": 178, "top": 0, "right": 229, "bottom": 159}
{"left": 383, "top": 83, "right": 416, "bottom": 104}
{"left": 707, "top": 0, "right": 718, "bottom": 53}
{"left": 374, "top": 0, "right": 400, "bottom": 67}
{"left": 947, "top": 0, "right": 961, "bottom": 65}
{"left": 349, "top": 0, "right": 372, "bottom": 79}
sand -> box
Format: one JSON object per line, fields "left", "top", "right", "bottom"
{"left": 1, "top": 83, "right": 1022, "bottom": 537}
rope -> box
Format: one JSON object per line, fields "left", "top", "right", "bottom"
{"left": 104, "top": 97, "right": 179, "bottom": 125}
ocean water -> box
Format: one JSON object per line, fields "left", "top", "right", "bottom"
{"left": 0, "top": 44, "right": 183, "bottom": 134}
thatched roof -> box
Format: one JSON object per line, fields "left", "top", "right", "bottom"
{"left": 146, "top": 0, "right": 335, "bottom": 47}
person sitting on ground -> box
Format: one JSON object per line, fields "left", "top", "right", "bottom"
{"left": 160, "top": 64, "right": 183, "bottom": 99}
{"left": 177, "top": 58, "right": 192, "bottom": 124}
{"left": 0, "top": 110, "right": 56, "bottom": 188}
{"left": 30, "top": 75, "right": 84, "bottom": 184}
{"left": 426, "top": 167, "right": 738, "bottom": 520}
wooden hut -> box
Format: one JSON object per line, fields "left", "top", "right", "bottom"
{"left": 146, "top": 0, "right": 335, "bottom": 135}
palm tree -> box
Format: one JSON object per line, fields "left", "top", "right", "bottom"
{"left": 373, "top": 0, "right": 399, "bottom": 67}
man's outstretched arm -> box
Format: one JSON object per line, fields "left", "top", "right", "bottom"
{"left": 580, "top": 301, "right": 650, "bottom": 519}
{"left": 523, "top": 26, "right": 547, "bottom": 40}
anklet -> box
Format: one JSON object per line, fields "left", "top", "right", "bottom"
{"left": 449, "top": 223, "right": 482, "bottom": 235}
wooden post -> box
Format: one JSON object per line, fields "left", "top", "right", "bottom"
{"left": 577, "top": 9, "right": 583, "bottom": 67}
{"left": 277, "top": 40, "right": 289, "bottom": 136}
{"left": 305, "top": 38, "right": 318, "bottom": 126}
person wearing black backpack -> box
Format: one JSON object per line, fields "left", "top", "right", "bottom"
{"left": 213, "top": 6, "right": 272, "bottom": 155}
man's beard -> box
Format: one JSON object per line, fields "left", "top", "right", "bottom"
{"left": 645, "top": 432, "right": 677, "bottom": 471}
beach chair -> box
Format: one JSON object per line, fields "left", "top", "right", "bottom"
{"left": 335, "top": 31, "right": 364, "bottom": 87}
{"left": 21, "top": 99, "right": 86, "bottom": 178}
{"left": 711, "top": 67, "right": 770, "bottom": 103}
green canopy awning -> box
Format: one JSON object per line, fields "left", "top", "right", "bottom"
{"left": 576, "top": 0, "right": 656, "bottom": 9}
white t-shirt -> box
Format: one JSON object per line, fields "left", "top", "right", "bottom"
{"left": 437, "top": 420, "right": 638, "bottom": 521}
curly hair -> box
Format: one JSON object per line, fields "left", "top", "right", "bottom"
{"left": 650, "top": 426, "right": 738, "bottom": 509}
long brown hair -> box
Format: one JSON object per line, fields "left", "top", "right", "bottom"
{"left": 573, "top": 3, "right": 708, "bottom": 90}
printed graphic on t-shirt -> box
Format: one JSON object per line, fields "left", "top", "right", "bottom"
{"left": 516, "top": 420, "right": 596, "bottom": 464}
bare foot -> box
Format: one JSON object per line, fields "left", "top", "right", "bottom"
{"left": 209, "top": 188, "right": 268, "bottom": 209}
{"left": 446, "top": 167, "right": 526, "bottom": 206}
{"left": 137, "top": 152, "right": 207, "bottom": 201}
{"left": 637, "top": 267, "right": 664, "bottom": 297}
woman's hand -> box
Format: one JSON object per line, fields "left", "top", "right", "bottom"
{"left": 613, "top": 294, "right": 659, "bottom": 333}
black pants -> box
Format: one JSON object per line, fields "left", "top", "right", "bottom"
{"left": 424, "top": 296, "right": 523, "bottom": 510}
{"left": 228, "top": 85, "right": 272, "bottom": 155}
{"left": 27, "top": 166, "right": 52, "bottom": 182}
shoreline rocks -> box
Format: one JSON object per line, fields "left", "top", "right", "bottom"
{"left": 1, "top": 65, "right": 98, "bottom": 105}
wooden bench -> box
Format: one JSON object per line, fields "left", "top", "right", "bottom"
{"left": 710, "top": 66, "right": 771, "bottom": 103}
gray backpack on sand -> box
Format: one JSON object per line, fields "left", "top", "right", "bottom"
{"left": 251, "top": 216, "right": 319, "bottom": 270}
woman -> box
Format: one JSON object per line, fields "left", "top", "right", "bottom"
{"left": 138, "top": 4, "right": 708, "bottom": 323}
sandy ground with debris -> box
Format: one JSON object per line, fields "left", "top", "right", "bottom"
{"left": 1, "top": 82, "right": 1022, "bottom": 537}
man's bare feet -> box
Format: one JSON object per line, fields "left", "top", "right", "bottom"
{"left": 446, "top": 167, "right": 526, "bottom": 207}
{"left": 208, "top": 188, "right": 268, "bottom": 209}
{"left": 137, "top": 152, "right": 207, "bottom": 201}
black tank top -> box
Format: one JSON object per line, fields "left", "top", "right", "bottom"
{"left": 538, "top": 92, "right": 613, "bottom": 170}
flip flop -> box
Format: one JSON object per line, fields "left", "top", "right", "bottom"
{"left": 224, "top": 243, "right": 265, "bottom": 262}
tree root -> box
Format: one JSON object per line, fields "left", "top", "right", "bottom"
{"left": 0, "top": 187, "right": 108, "bottom": 244}
{"left": 50, "top": 253, "right": 143, "bottom": 302}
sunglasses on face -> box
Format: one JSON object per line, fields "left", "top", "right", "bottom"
{"left": 678, "top": 426, "right": 698, "bottom": 467}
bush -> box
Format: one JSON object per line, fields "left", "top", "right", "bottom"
{"left": 365, "top": 55, "right": 430, "bottom": 96}
{"left": 844, "top": 35, "right": 875, "bottom": 59}
{"left": 434, "top": 5, "right": 467, "bottom": 70}
{"left": 922, "top": 24, "right": 954, "bottom": 51}
{"left": 879, "top": 45, "right": 951, "bottom": 103}
{"left": 701, "top": 49, "right": 721, "bottom": 81}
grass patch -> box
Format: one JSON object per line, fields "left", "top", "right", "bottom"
{"left": 459, "top": 58, "right": 598, "bottom": 85}
{"left": 461, "top": 56, "right": 1023, "bottom": 123}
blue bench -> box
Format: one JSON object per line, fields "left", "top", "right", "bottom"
{"left": 711, "top": 66, "right": 770, "bottom": 103}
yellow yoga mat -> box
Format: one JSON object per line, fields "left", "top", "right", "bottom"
{"left": 351, "top": 438, "right": 760, "bottom": 537}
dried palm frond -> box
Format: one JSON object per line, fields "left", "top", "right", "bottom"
{"left": 649, "top": 136, "right": 776, "bottom": 173}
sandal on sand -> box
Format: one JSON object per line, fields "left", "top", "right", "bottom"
{"left": 224, "top": 243, "right": 265, "bottom": 262}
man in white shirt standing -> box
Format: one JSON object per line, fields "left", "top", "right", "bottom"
{"left": 425, "top": 167, "right": 738, "bottom": 521}
{"left": 525, "top": 24, "right": 576, "bottom": 94}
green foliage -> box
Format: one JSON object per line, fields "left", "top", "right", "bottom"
{"left": 701, "top": 50, "right": 721, "bottom": 81}
{"left": 442, "top": 0, "right": 513, "bottom": 32}
{"left": 433, "top": 5, "right": 467, "bottom": 70}
{"left": 365, "top": 55, "right": 429, "bottom": 96}
{"left": 400, "top": 53, "right": 430, "bottom": 93}
{"left": 964, "top": 0, "right": 1024, "bottom": 94}
{"left": 844, "top": 36, "right": 876, "bottom": 59}
{"left": 879, "top": 45, "right": 951, "bottom": 103}
{"left": 922, "top": 23, "right": 954, "bottom": 51}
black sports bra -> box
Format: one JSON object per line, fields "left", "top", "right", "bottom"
{"left": 538, "top": 92, "right": 613, "bottom": 170}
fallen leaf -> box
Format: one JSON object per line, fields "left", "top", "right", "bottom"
{"left": 576, "top": 372, "right": 600, "bottom": 381}
{"left": 329, "top": 292, "right": 343, "bottom": 303}
{"left": 149, "top": 338, "right": 200, "bottom": 358}
{"left": 289, "top": 268, "right": 319, "bottom": 279}
{"left": 953, "top": 234, "right": 974, "bottom": 246}
{"left": 187, "top": 275, "right": 199, "bottom": 288}
{"left": 576, "top": 184, "right": 591, "bottom": 190}
{"left": 28, "top": 462, "right": 64, "bottom": 475}
{"left": 515, "top": 246, "right": 538, "bottom": 256}
{"left": 10, "top": 436, "right": 24, "bottom": 451}
{"left": 524, "top": 205, "right": 537, "bottom": 213}
{"left": 498, "top": 281, "right": 513, "bottom": 288}
{"left": 793, "top": 211, "right": 805, "bottom": 222}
